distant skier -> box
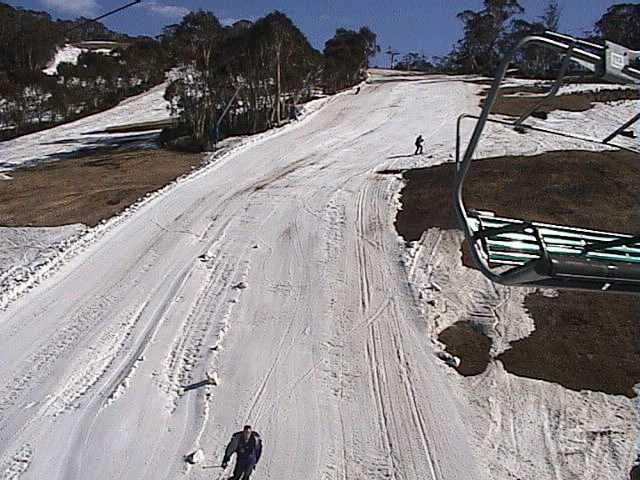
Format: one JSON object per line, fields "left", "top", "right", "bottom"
{"left": 208, "top": 124, "right": 219, "bottom": 150}
{"left": 354, "top": 86, "right": 361, "bottom": 95}
{"left": 288, "top": 103, "right": 298, "bottom": 121}
{"left": 222, "top": 425, "right": 262, "bottom": 479}
{"left": 414, "top": 134, "right": 424, "bottom": 155}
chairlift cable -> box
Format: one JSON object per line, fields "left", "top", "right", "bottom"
{"left": 64, "top": 0, "right": 144, "bottom": 36}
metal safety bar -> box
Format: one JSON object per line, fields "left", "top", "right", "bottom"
{"left": 454, "top": 32, "right": 640, "bottom": 293}
{"left": 514, "top": 44, "right": 574, "bottom": 127}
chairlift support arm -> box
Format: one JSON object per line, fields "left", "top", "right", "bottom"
{"left": 514, "top": 44, "right": 574, "bottom": 127}
{"left": 454, "top": 32, "right": 640, "bottom": 292}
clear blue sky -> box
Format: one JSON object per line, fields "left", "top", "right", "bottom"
{"left": 6, "top": 0, "right": 624, "bottom": 66}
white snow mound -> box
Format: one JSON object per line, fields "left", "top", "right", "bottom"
{"left": 43, "top": 45, "right": 84, "bottom": 76}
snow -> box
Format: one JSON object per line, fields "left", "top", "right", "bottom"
{"left": 0, "top": 72, "right": 482, "bottom": 480}
{"left": 0, "top": 83, "right": 172, "bottom": 170}
{"left": 0, "top": 69, "right": 635, "bottom": 480}
{"left": 42, "top": 44, "right": 120, "bottom": 76}
{"left": 406, "top": 229, "right": 637, "bottom": 480}
{"left": 0, "top": 224, "right": 85, "bottom": 292}
{"left": 43, "top": 45, "right": 84, "bottom": 76}
{"left": 402, "top": 88, "right": 640, "bottom": 479}
{"left": 558, "top": 83, "right": 638, "bottom": 94}
{"left": 475, "top": 75, "right": 636, "bottom": 96}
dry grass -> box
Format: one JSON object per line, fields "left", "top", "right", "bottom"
{"left": 0, "top": 148, "right": 204, "bottom": 227}
{"left": 485, "top": 86, "right": 640, "bottom": 117}
{"left": 501, "top": 290, "right": 640, "bottom": 398}
{"left": 396, "top": 149, "right": 640, "bottom": 238}
{"left": 395, "top": 149, "right": 640, "bottom": 397}
{"left": 437, "top": 322, "right": 492, "bottom": 376}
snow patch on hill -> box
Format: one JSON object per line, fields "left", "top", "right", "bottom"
{"left": 43, "top": 45, "right": 84, "bottom": 76}
{"left": 0, "top": 82, "right": 172, "bottom": 170}
{"left": 0, "top": 224, "right": 85, "bottom": 304}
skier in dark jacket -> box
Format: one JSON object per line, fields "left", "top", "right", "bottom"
{"left": 222, "top": 425, "right": 262, "bottom": 480}
{"left": 414, "top": 134, "right": 424, "bottom": 155}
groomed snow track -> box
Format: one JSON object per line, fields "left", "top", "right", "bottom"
{"left": 0, "top": 72, "right": 482, "bottom": 480}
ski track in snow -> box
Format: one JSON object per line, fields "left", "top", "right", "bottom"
{"left": 0, "top": 444, "right": 33, "bottom": 480}
{"left": 0, "top": 70, "right": 637, "bottom": 480}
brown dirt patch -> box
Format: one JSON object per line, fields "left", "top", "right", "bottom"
{"left": 485, "top": 87, "right": 640, "bottom": 117}
{"left": 438, "top": 322, "right": 491, "bottom": 376}
{"left": 397, "top": 149, "right": 640, "bottom": 397}
{"left": 0, "top": 148, "right": 204, "bottom": 227}
{"left": 396, "top": 149, "right": 640, "bottom": 242}
{"left": 499, "top": 291, "right": 640, "bottom": 398}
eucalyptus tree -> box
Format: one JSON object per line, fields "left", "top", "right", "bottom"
{"left": 448, "top": 0, "right": 524, "bottom": 74}
{"left": 323, "top": 26, "right": 379, "bottom": 93}
{"left": 595, "top": 3, "right": 640, "bottom": 49}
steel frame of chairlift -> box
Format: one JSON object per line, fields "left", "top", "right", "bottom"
{"left": 454, "top": 32, "right": 640, "bottom": 293}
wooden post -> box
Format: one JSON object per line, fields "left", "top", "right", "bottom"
{"left": 276, "top": 48, "right": 281, "bottom": 124}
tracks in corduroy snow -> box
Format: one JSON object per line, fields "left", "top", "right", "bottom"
{"left": 0, "top": 72, "right": 484, "bottom": 480}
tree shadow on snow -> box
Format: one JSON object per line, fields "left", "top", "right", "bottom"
{"left": 39, "top": 132, "right": 160, "bottom": 161}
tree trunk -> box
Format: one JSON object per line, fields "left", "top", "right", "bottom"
{"left": 276, "top": 48, "right": 281, "bottom": 125}
{"left": 252, "top": 84, "right": 258, "bottom": 133}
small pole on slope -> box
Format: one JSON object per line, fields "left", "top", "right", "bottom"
{"left": 385, "top": 46, "right": 400, "bottom": 69}
{"left": 213, "top": 85, "right": 242, "bottom": 149}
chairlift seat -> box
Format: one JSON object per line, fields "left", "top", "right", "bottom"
{"left": 468, "top": 211, "right": 640, "bottom": 293}
{"left": 455, "top": 32, "right": 640, "bottom": 293}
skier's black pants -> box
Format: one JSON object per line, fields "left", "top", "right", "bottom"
{"left": 231, "top": 462, "right": 253, "bottom": 480}
{"left": 415, "top": 145, "right": 423, "bottom": 155}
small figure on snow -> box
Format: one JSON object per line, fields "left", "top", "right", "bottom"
{"left": 208, "top": 124, "right": 219, "bottom": 150}
{"left": 222, "top": 425, "right": 263, "bottom": 479}
{"left": 288, "top": 102, "right": 299, "bottom": 121}
{"left": 354, "top": 86, "right": 361, "bottom": 95}
{"left": 414, "top": 134, "right": 424, "bottom": 155}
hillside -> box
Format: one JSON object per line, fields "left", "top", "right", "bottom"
{"left": 0, "top": 69, "right": 636, "bottom": 480}
{"left": 1, "top": 1, "right": 639, "bottom": 478}
{"left": 0, "top": 2, "right": 168, "bottom": 141}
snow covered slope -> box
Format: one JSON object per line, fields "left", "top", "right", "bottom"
{"left": 43, "top": 45, "right": 84, "bottom": 76}
{"left": 1, "top": 70, "right": 634, "bottom": 480}
{"left": 43, "top": 43, "right": 122, "bottom": 76}
{"left": 0, "top": 72, "right": 484, "bottom": 480}
{"left": 0, "top": 224, "right": 84, "bottom": 277}
{"left": 0, "top": 82, "right": 171, "bottom": 170}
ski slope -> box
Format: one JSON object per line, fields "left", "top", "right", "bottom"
{"left": 0, "top": 82, "right": 171, "bottom": 170}
{"left": 0, "top": 72, "right": 483, "bottom": 480}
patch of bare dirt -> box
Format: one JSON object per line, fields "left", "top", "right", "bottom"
{"left": 396, "top": 149, "right": 640, "bottom": 241}
{"left": 484, "top": 86, "right": 640, "bottom": 117}
{"left": 437, "top": 322, "right": 491, "bottom": 376}
{"left": 397, "top": 149, "right": 640, "bottom": 397}
{"left": 498, "top": 290, "right": 640, "bottom": 398}
{"left": 0, "top": 148, "right": 204, "bottom": 227}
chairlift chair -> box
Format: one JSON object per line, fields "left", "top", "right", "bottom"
{"left": 455, "top": 32, "right": 640, "bottom": 293}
